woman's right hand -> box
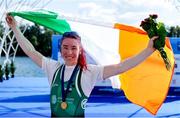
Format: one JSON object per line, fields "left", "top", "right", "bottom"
{"left": 6, "top": 14, "right": 17, "bottom": 29}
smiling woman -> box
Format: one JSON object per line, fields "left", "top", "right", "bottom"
{"left": 60, "top": 32, "right": 87, "bottom": 70}
{"left": 5, "top": 13, "right": 164, "bottom": 117}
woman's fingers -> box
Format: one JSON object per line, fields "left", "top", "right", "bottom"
{"left": 6, "top": 15, "right": 14, "bottom": 26}
{"left": 151, "top": 36, "right": 159, "bottom": 41}
{"left": 6, "top": 15, "right": 11, "bottom": 23}
{"left": 5, "top": 17, "right": 8, "bottom": 23}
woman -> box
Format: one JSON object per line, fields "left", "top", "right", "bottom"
{"left": 6, "top": 15, "right": 158, "bottom": 117}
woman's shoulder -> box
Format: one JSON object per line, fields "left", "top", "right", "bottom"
{"left": 85, "top": 64, "right": 104, "bottom": 72}
{"left": 42, "top": 57, "right": 61, "bottom": 69}
{"left": 86, "top": 64, "right": 98, "bottom": 69}
{"left": 87, "top": 64, "right": 103, "bottom": 68}
{"left": 43, "top": 57, "right": 59, "bottom": 63}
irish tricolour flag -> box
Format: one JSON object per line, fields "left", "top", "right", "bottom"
{"left": 10, "top": 10, "right": 175, "bottom": 115}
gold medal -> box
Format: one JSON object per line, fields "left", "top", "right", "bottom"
{"left": 61, "top": 102, "right": 68, "bottom": 110}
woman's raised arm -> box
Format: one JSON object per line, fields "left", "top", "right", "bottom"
{"left": 6, "top": 15, "right": 44, "bottom": 68}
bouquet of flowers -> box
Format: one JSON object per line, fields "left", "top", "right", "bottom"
{"left": 140, "top": 14, "right": 171, "bottom": 71}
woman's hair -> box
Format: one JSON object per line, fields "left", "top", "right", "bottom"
{"left": 60, "top": 31, "right": 87, "bottom": 70}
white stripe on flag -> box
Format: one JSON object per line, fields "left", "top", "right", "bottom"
{"left": 69, "top": 21, "right": 121, "bottom": 89}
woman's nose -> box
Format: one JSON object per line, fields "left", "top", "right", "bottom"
{"left": 67, "top": 49, "right": 72, "bottom": 54}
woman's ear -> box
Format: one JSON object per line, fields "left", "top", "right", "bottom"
{"left": 79, "top": 45, "right": 83, "bottom": 55}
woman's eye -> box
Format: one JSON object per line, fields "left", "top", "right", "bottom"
{"left": 72, "top": 47, "right": 77, "bottom": 50}
{"left": 63, "top": 47, "right": 68, "bottom": 50}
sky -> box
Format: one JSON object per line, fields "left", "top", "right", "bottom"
{"left": 45, "top": 0, "right": 180, "bottom": 28}
{"left": 0, "top": 0, "right": 180, "bottom": 28}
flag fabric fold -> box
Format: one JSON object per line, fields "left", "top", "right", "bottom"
{"left": 9, "top": 10, "right": 175, "bottom": 115}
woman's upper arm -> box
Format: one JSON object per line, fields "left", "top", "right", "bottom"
{"left": 41, "top": 56, "right": 60, "bottom": 85}
{"left": 103, "top": 63, "right": 123, "bottom": 79}
{"left": 27, "top": 50, "right": 44, "bottom": 68}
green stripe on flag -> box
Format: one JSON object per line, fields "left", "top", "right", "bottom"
{"left": 9, "top": 10, "right": 71, "bottom": 34}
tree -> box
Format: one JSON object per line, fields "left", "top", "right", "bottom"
{"left": 37, "top": 27, "right": 53, "bottom": 56}
{"left": 10, "top": 60, "right": 16, "bottom": 78}
{"left": 167, "top": 26, "right": 180, "bottom": 37}
{"left": 4, "top": 63, "right": 10, "bottom": 80}
{"left": 176, "top": 26, "right": 180, "bottom": 37}
{"left": 16, "top": 24, "right": 55, "bottom": 56}
{"left": 0, "top": 64, "right": 4, "bottom": 82}
{"left": 0, "top": 21, "right": 4, "bottom": 38}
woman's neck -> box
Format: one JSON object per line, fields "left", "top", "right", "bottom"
{"left": 65, "top": 61, "right": 77, "bottom": 66}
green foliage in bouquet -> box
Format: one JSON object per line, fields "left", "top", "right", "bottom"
{"left": 140, "top": 14, "right": 171, "bottom": 71}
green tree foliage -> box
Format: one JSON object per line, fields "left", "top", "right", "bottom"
{"left": 1, "top": 23, "right": 56, "bottom": 57}
{"left": 37, "top": 27, "right": 54, "bottom": 56}
{"left": 5, "top": 63, "right": 10, "bottom": 80}
{"left": 17, "top": 24, "right": 55, "bottom": 56}
{"left": 167, "top": 26, "right": 180, "bottom": 37}
{"left": 0, "top": 64, "right": 4, "bottom": 82}
{"left": 0, "top": 21, "right": 4, "bottom": 37}
{"left": 10, "top": 60, "right": 16, "bottom": 78}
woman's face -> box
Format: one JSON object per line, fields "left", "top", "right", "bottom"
{"left": 61, "top": 38, "right": 81, "bottom": 66}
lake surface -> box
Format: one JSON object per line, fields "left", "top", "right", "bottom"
{"left": 0, "top": 56, "right": 111, "bottom": 86}
{"left": 0, "top": 56, "right": 45, "bottom": 77}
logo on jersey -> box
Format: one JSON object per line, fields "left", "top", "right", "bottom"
{"left": 81, "top": 99, "right": 87, "bottom": 109}
{"left": 51, "top": 95, "right": 57, "bottom": 104}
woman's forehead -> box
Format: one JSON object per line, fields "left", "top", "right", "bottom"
{"left": 62, "top": 38, "right": 80, "bottom": 46}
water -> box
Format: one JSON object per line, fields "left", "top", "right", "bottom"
{"left": 0, "top": 56, "right": 45, "bottom": 77}
{"left": 0, "top": 56, "right": 112, "bottom": 86}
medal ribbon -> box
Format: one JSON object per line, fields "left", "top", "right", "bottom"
{"left": 61, "top": 64, "right": 79, "bottom": 102}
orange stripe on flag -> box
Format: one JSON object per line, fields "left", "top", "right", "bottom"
{"left": 114, "top": 23, "right": 147, "bottom": 35}
{"left": 114, "top": 24, "right": 175, "bottom": 115}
